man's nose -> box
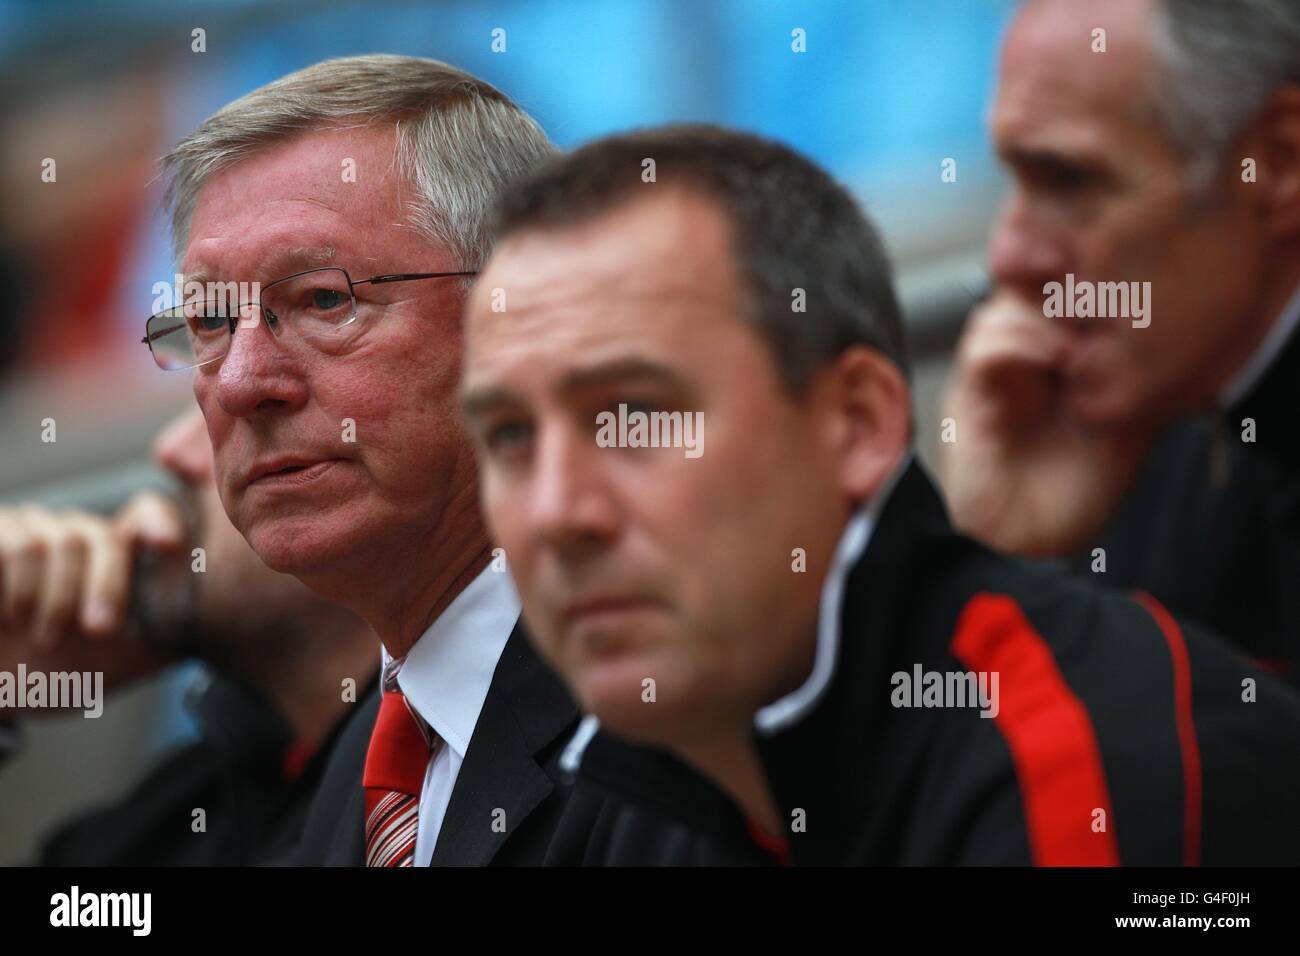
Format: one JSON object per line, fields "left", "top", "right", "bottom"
{"left": 987, "top": 192, "right": 1069, "bottom": 297}
{"left": 212, "top": 305, "right": 309, "bottom": 418}
{"left": 526, "top": 425, "right": 620, "bottom": 561}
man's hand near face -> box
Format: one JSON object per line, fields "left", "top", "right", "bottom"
{"left": 938, "top": 292, "right": 1156, "bottom": 558}
{"left": 0, "top": 494, "right": 180, "bottom": 700}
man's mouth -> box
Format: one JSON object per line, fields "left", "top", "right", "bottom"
{"left": 245, "top": 458, "right": 342, "bottom": 489}
{"left": 1059, "top": 316, "right": 1113, "bottom": 339}
{"left": 560, "top": 595, "right": 667, "bottom": 643}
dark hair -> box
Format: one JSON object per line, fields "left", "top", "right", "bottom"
{"left": 490, "top": 124, "right": 910, "bottom": 391}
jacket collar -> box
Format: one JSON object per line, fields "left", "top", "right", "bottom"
{"left": 754, "top": 454, "right": 914, "bottom": 734}
{"left": 386, "top": 564, "right": 520, "bottom": 760}
{"left": 1226, "top": 287, "right": 1300, "bottom": 476}
{"left": 1222, "top": 303, "right": 1300, "bottom": 476}
{"left": 752, "top": 459, "right": 960, "bottom": 864}
{"left": 565, "top": 457, "right": 955, "bottom": 863}
{"left": 1221, "top": 281, "right": 1300, "bottom": 409}
{"left": 429, "top": 619, "right": 579, "bottom": 865}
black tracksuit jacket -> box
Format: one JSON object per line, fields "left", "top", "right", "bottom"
{"left": 572, "top": 463, "right": 1300, "bottom": 865}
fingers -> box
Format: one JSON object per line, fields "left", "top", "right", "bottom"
{"left": 0, "top": 507, "right": 44, "bottom": 634}
{"left": 0, "top": 505, "right": 143, "bottom": 647}
{"left": 77, "top": 515, "right": 133, "bottom": 637}
{"left": 115, "top": 492, "right": 185, "bottom": 550}
{"left": 946, "top": 291, "right": 1071, "bottom": 433}
{"left": 26, "top": 508, "right": 88, "bottom": 646}
{"left": 956, "top": 291, "right": 1068, "bottom": 383}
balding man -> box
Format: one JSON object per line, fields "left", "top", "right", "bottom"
{"left": 940, "top": 0, "right": 1300, "bottom": 685}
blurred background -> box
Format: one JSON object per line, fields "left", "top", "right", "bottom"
{"left": 0, "top": 0, "right": 1011, "bottom": 862}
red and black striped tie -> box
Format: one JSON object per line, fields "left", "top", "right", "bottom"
{"left": 363, "top": 683, "right": 435, "bottom": 867}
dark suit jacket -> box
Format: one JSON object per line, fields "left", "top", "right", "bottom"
{"left": 296, "top": 621, "right": 739, "bottom": 865}
{"left": 1082, "top": 319, "right": 1300, "bottom": 685}
{"left": 40, "top": 672, "right": 355, "bottom": 866}
{"left": 298, "top": 622, "right": 579, "bottom": 865}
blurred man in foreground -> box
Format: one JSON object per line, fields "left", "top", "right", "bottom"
{"left": 939, "top": 0, "right": 1300, "bottom": 683}
{"left": 462, "top": 124, "right": 1300, "bottom": 865}
{"left": 0, "top": 407, "right": 377, "bottom": 864}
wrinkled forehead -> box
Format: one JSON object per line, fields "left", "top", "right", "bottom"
{"left": 480, "top": 188, "right": 741, "bottom": 313}
{"left": 180, "top": 124, "right": 409, "bottom": 279}
{"left": 462, "top": 210, "right": 761, "bottom": 412}
{"left": 467, "top": 196, "right": 745, "bottom": 365}
{"left": 995, "top": 0, "right": 1160, "bottom": 140}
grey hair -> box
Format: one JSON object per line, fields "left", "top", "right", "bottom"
{"left": 1150, "top": 0, "right": 1300, "bottom": 187}
{"left": 161, "top": 54, "right": 554, "bottom": 268}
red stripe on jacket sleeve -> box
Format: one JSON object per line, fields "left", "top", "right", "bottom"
{"left": 1133, "top": 591, "right": 1202, "bottom": 867}
{"left": 950, "top": 593, "right": 1120, "bottom": 866}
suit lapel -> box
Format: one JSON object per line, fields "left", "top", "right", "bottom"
{"left": 295, "top": 680, "right": 377, "bottom": 866}
{"left": 328, "top": 787, "right": 367, "bottom": 866}
{"left": 430, "top": 622, "right": 577, "bottom": 865}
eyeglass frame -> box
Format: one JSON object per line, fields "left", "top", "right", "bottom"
{"left": 141, "top": 266, "right": 478, "bottom": 371}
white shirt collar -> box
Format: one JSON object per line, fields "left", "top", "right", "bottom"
{"left": 754, "top": 452, "right": 913, "bottom": 735}
{"left": 1220, "top": 282, "right": 1300, "bottom": 408}
{"left": 381, "top": 563, "right": 521, "bottom": 759}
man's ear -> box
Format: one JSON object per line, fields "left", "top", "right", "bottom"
{"left": 1253, "top": 85, "right": 1300, "bottom": 240}
{"left": 819, "top": 346, "right": 910, "bottom": 504}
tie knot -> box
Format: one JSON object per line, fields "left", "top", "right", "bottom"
{"left": 381, "top": 656, "right": 404, "bottom": 693}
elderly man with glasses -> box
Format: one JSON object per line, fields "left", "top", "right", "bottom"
{"left": 142, "top": 54, "right": 718, "bottom": 867}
